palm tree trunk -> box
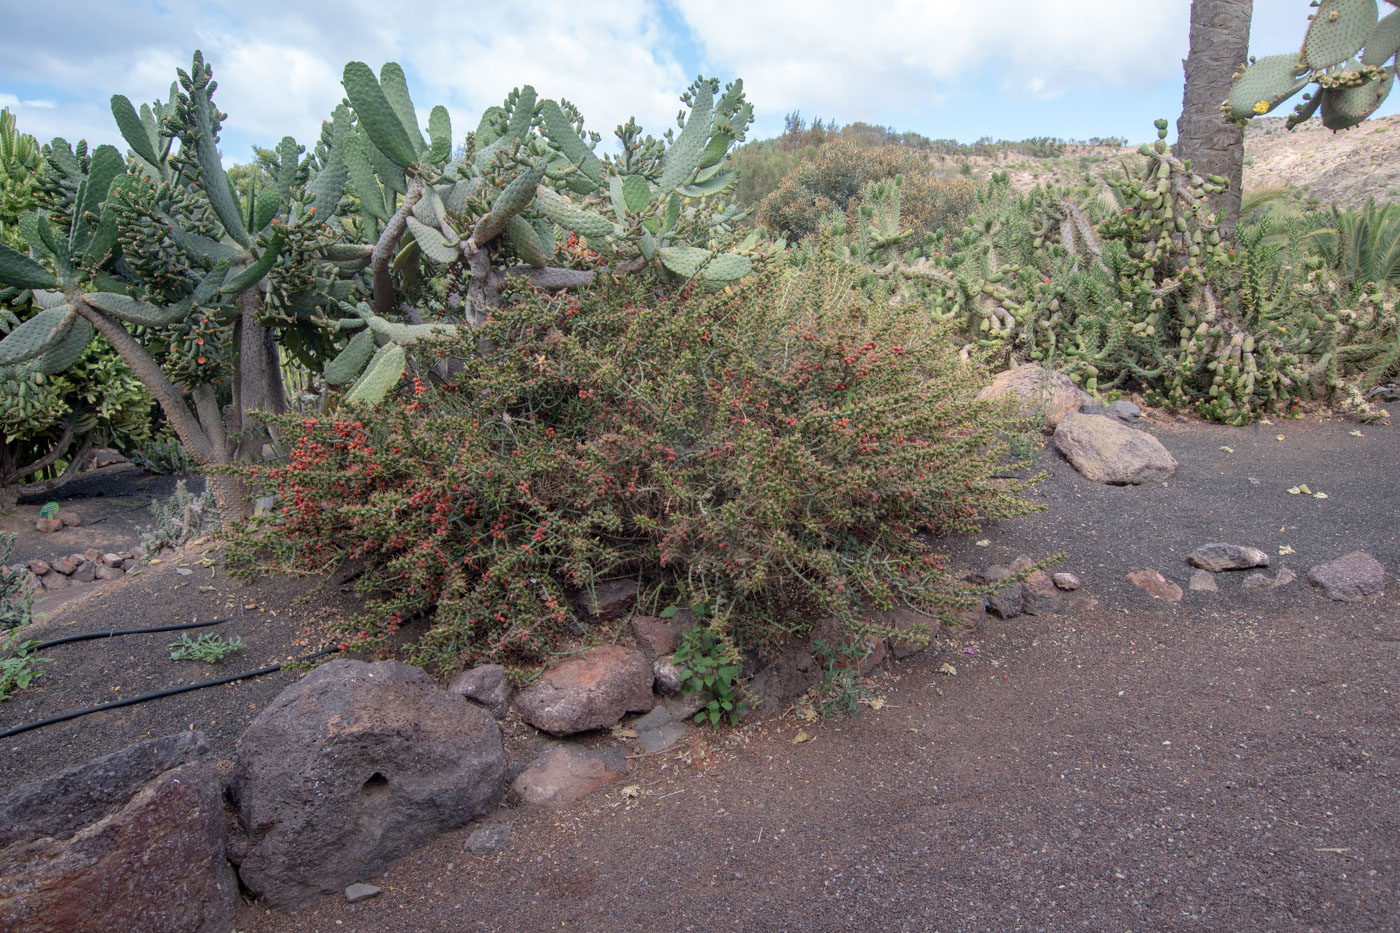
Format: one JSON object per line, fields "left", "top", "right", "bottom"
{"left": 1176, "top": 0, "right": 1253, "bottom": 239}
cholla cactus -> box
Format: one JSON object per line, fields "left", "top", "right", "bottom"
{"left": 1228, "top": 0, "right": 1400, "bottom": 130}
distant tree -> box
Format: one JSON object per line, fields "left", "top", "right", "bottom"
{"left": 1176, "top": 0, "right": 1253, "bottom": 238}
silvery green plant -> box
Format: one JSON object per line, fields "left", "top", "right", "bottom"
{"left": 0, "top": 51, "right": 763, "bottom": 524}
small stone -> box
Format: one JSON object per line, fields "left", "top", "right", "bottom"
{"left": 631, "top": 610, "right": 696, "bottom": 658}
{"left": 82, "top": 548, "right": 102, "bottom": 562}
{"left": 1106, "top": 400, "right": 1142, "bottom": 423}
{"left": 663, "top": 692, "right": 708, "bottom": 721}
{"left": 101, "top": 553, "right": 123, "bottom": 568}
{"left": 58, "top": 512, "right": 80, "bottom": 527}
{"left": 34, "top": 518, "right": 62, "bottom": 533}
{"left": 1066, "top": 595, "right": 1099, "bottom": 612}
{"left": 41, "top": 573, "right": 69, "bottom": 590}
{"left": 94, "top": 564, "right": 124, "bottom": 581}
{"left": 1274, "top": 568, "right": 1297, "bottom": 587}
{"left": 579, "top": 580, "right": 638, "bottom": 624}
{"left": 67, "top": 553, "right": 86, "bottom": 566}
{"left": 446, "top": 664, "right": 513, "bottom": 719}
{"left": 1307, "top": 551, "right": 1386, "bottom": 602}
{"left": 71, "top": 560, "right": 97, "bottom": 583}
{"left": 637, "top": 722, "right": 688, "bottom": 753}
{"left": 652, "top": 656, "right": 683, "bottom": 695}
{"left": 630, "top": 706, "right": 674, "bottom": 734}
{"left": 1051, "top": 572, "right": 1080, "bottom": 591}
{"left": 1242, "top": 572, "right": 1271, "bottom": 589}
{"left": 28, "top": 560, "right": 51, "bottom": 576}
{"left": 344, "top": 883, "right": 381, "bottom": 903}
{"left": 1188, "top": 570, "right": 1218, "bottom": 593}
{"left": 1020, "top": 570, "right": 1061, "bottom": 616}
{"left": 464, "top": 824, "right": 512, "bottom": 857}
{"left": 120, "top": 558, "right": 136, "bottom": 572}
{"left": 511, "top": 745, "right": 629, "bottom": 807}
{"left": 1127, "top": 569, "right": 1183, "bottom": 602}
{"left": 1188, "top": 543, "right": 1270, "bottom": 572}
{"left": 175, "top": 567, "right": 193, "bottom": 576}
{"left": 51, "top": 559, "right": 76, "bottom": 575}
{"left": 514, "top": 645, "right": 654, "bottom": 735}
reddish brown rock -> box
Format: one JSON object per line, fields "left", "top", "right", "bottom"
{"left": 1128, "top": 568, "right": 1183, "bottom": 602}
{"left": 630, "top": 609, "right": 697, "bottom": 658}
{"left": 447, "top": 664, "right": 513, "bottom": 719}
{"left": 514, "top": 645, "right": 655, "bottom": 735}
{"left": 975, "top": 363, "right": 1091, "bottom": 433}
{"left": 1020, "top": 570, "right": 1062, "bottom": 616}
{"left": 27, "top": 559, "right": 50, "bottom": 576}
{"left": 1307, "top": 551, "right": 1386, "bottom": 602}
{"left": 0, "top": 733, "right": 235, "bottom": 933}
{"left": 871, "top": 606, "right": 941, "bottom": 660}
{"left": 58, "top": 512, "right": 80, "bottom": 527}
{"left": 51, "top": 558, "right": 76, "bottom": 575}
{"left": 34, "top": 518, "right": 62, "bottom": 533}
{"left": 578, "top": 580, "right": 639, "bottom": 624}
{"left": 511, "top": 745, "right": 630, "bottom": 807}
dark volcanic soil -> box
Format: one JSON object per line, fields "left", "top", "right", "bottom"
{"left": 3, "top": 411, "right": 1397, "bottom": 932}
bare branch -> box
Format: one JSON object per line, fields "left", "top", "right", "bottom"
{"left": 17, "top": 432, "right": 93, "bottom": 497}
{"left": 372, "top": 184, "right": 425, "bottom": 318}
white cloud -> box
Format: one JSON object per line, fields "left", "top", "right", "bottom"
{"left": 673, "top": 0, "right": 1188, "bottom": 119}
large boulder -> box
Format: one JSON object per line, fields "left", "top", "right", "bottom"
{"left": 0, "top": 733, "right": 236, "bottom": 933}
{"left": 1307, "top": 551, "right": 1386, "bottom": 602}
{"left": 1053, "top": 412, "right": 1178, "bottom": 485}
{"left": 975, "top": 364, "right": 1091, "bottom": 433}
{"left": 514, "top": 645, "right": 655, "bottom": 735}
{"left": 229, "top": 660, "right": 505, "bottom": 911}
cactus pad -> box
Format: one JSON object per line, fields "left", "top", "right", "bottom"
{"left": 37, "top": 317, "right": 92, "bottom": 375}
{"left": 658, "top": 81, "right": 714, "bottom": 194}
{"left": 84, "top": 292, "right": 193, "bottom": 327}
{"left": 1228, "top": 54, "right": 1310, "bottom": 119}
{"left": 658, "top": 246, "right": 711, "bottom": 279}
{"left": 0, "top": 241, "right": 58, "bottom": 290}
{"left": 344, "top": 342, "right": 406, "bottom": 407}
{"left": 110, "top": 94, "right": 161, "bottom": 167}
{"left": 323, "top": 328, "right": 375, "bottom": 385}
{"left": 697, "top": 253, "right": 752, "bottom": 283}
{"left": 0, "top": 306, "right": 73, "bottom": 366}
{"left": 539, "top": 100, "right": 604, "bottom": 193}
{"left": 1304, "top": 0, "right": 1379, "bottom": 70}
{"left": 378, "top": 62, "right": 426, "bottom": 154}
{"left": 535, "top": 186, "right": 616, "bottom": 240}
{"left": 1320, "top": 68, "right": 1395, "bottom": 127}
{"left": 506, "top": 214, "right": 552, "bottom": 267}
{"left": 342, "top": 62, "right": 419, "bottom": 169}
{"left": 1363, "top": 7, "right": 1400, "bottom": 64}
{"left": 621, "top": 175, "right": 652, "bottom": 213}
{"left": 406, "top": 216, "right": 460, "bottom": 264}
{"left": 427, "top": 105, "right": 452, "bottom": 163}
{"left": 473, "top": 162, "right": 548, "bottom": 245}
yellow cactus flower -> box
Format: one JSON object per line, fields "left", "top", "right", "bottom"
{"left": 1253, "top": 100, "right": 1270, "bottom": 114}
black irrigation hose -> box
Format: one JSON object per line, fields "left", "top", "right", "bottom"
{"left": 27, "top": 617, "right": 233, "bottom": 653}
{"left": 0, "top": 646, "right": 343, "bottom": 741}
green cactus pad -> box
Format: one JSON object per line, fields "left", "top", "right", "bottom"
{"left": 323, "top": 328, "right": 375, "bottom": 385}
{"left": 342, "top": 62, "right": 419, "bottom": 169}
{"left": 406, "top": 216, "right": 460, "bottom": 264}
{"left": 183, "top": 55, "right": 250, "bottom": 247}
{"left": 413, "top": 185, "right": 446, "bottom": 227}
{"left": 473, "top": 162, "right": 548, "bottom": 245}
{"left": 0, "top": 241, "right": 58, "bottom": 290}
{"left": 427, "top": 106, "right": 452, "bottom": 163}
{"left": 365, "top": 316, "right": 454, "bottom": 346}
{"left": 1228, "top": 54, "right": 1311, "bottom": 119}
{"left": 378, "top": 62, "right": 426, "bottom": 154}
{"left": 37, "top": 317, "right": 92, "bottom": 375}
{"left": 84, "top": 292, "right": 192, "bottom": 327}
{"left": 1304, "top": 0, "right": 1380, "bottom": 70}
{"left": 539, "top": 100, "right": 604, "bottom": 192}
{"left": 0, "top": 306, "right": 73, "bottom": 365}
{"left": 1363, "top": 7, "right": 1400, "bottom": 64}
{"left": 344, "top": 342, "right": 406, "bottom": 407}
{"left": 535, "top": 186, "right": 616, "bottom": 240}
{"left": 677, "top": 169, "right": 738, "bottom": 198}
{"left": 506, "top": 214, "right": 551, "bottom": 267}
{"left": 110, "top": 94, "right": 162, "bottom": 168}
{"left": 79, "top": 145, "right": 124, "bottom": 225}
{"left": 1321, "top": 68, "right": 1395, "bottom": 127}
{"left": 697, "top": 253, "right": 752, "bottom": 283}
{"left": 221, "top": 232, "right": 284, "bottom": 294}
{"left": 343, "top": 130, "right": 387, "bottom": 222}
{"left": 658, "top": 246, "right": 710, "bottom": 279}
{"left": 658, "top": 82, "right": 714, "bottom": 194}
{"left": 621, "top": 175, "right": 652, "bottom": 213}
{"left": 506, "top": 86, "right": 538, "bottom": 144}
{"left": 254, "top": 186, "right": 280, "bottom": 232}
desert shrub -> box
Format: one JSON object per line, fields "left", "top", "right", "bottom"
{"left": 759, "top": 142, "right": 871, "bottom": 239}
{"left": 229, "top": 242, "right": 1038, "bottom": 674}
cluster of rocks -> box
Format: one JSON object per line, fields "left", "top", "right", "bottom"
{"left": 968, "top": 555, "right": 1093, "bottom": 620}
{"left": 13, "top": 549, "right": 136, "bottom": 593}
{"left": 31, "top": 509, "right": 82, "bottom": 534}
{"left": 1125, "top": 542, "right": 1387, "bottom": 604}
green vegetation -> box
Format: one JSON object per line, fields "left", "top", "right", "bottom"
{"left": 0, "top": 533, "right": 32, "bottom": 630}
{"left": 168, "top": 632, "right": 245, "bottom": 663}
{"left": 0, "top": 633, "right": 48, "bottom": 702}
{"left": 673, "top": 623, "right": 748, "bottom": 727}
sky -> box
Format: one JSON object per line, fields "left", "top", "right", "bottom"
{"left": 2, "top": 1, "right": 1396, "bottom": 166}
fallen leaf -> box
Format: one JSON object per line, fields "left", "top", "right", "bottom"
{"left": 1298, "top": 484, "right": 1312, "bottom": 495}
{"left": 244, "top": 603, "right": 258, "bottom": 611}
{"left": 1260, "top": 418, "right": 1273, "bottom": 425}
{"left": 792, "top": 731, "right": 813, "bottom": 744}
{"left": 1314, "top": 492, "right": 1328, "bottom": 500}
{"left": 867, "top": 697, "right": 886, "bottom": 711}
{"left": 795, "top": 706, "right": 818, "bottom": 722}
{"left": 1350, "top": 430, "right": 1365, "bottom": 437}
{"left": 1279, "top": 545, "right": 1295, "bottom": 556}
{"left": 620, "top": 785, "right": 641, "bottom": 799}
{"left": 938, "top": 663, "right": 958, "bottom": 676}
{"left": 1219, "top": 446, "right": 1234, "bottom": 453}
{"left": 149, "top": 558, "right": 162, "bottom": 565}
{"left": 1277, "top": 434, "right": 1286, "bottom": 441}
{"left": 612, "top": 727, "right": 639, "bottom": 739}
{"left": 1288, "top": 487, "right": 1301, "bottom": 495}
{"left": 975, "top": 539, "right": 990, "bottom": 547}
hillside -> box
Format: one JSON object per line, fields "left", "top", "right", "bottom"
{"left": 943, "top": 114, "right": 1400, "bottom": 209}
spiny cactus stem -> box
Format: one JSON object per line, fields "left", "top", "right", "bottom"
{"left": 371, "top": 183, "right": 425, "bottom": 318}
